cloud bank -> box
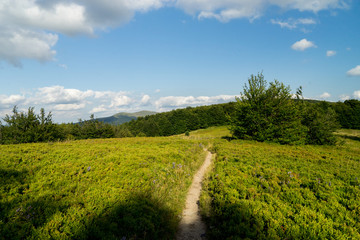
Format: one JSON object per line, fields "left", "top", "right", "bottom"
{"left": 0, "top": 0, "right": 350, "bottom": 66}
{"left": 0, "top": 86, "right": 237, "bottom": 122}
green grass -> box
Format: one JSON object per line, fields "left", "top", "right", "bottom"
{"left": 0, "top": 137, "right": 206, "bottom": 239}
{"left": 2, "top": 127, "right": 360, "bottom": 239}
{"left": 200, "top": 129, "right": 360, "bottom": 239}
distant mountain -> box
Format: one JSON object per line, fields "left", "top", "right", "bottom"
{"left": 96, "top": 111, "right": 157, "bottom": 125}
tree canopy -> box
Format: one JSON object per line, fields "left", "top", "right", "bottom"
{"left": 229, "top": 73, "right": 339, "bottom": 145}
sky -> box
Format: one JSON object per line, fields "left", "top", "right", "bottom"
{"left": 0, "top": 0, "right": 359, "bottom": 123}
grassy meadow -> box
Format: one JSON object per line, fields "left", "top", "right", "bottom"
{"left": 200, "top": 129, "right": 360, "bottom": 239}
{"left": 1, "top": 127, "right": 360, "bottom": 239}
{"left": 0, "top": 137, "right": 206, "bottom": 239}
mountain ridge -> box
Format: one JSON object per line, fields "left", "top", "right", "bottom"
{"left": 96, "top": 110, "right": 157, "bottom": 125}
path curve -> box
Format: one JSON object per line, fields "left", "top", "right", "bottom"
{"left": 176, "top": 150, "right": 213, "bottom": 240}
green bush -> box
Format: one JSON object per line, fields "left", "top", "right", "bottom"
{"left": 229, "top": 73, "right": 339, "bottom": 145}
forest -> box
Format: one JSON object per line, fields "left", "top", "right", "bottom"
{"left": 0, "top": 99, "right": 359, "bottom": 145}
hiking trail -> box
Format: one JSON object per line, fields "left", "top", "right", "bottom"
{"left": 176, "top": 150, "right": 213, "bottom": 240}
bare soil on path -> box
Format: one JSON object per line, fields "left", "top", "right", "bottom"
{"left": 176, "top": 150, "right": 213, "bottom": 240}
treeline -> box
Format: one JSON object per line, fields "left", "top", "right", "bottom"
{"left": 0, "top": 107, "right": 114, "bottom": 144}
{"left": 118, "top": 103, "right": 236, "bottom": 137}
{"left": 0, "top": 103, "right": 235, "bottom": 144}
{"left": 333, "top": 99, "right": 360, "bottom": 129}
{"left": 0, "top": 98, "right": 359, "bottom": 145}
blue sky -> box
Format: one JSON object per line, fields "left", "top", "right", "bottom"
{"left": 0, "top": 0, "right": 359, "bottom": 123}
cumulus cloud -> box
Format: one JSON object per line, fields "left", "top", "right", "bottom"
{"left": 35, "top": 86, "right": 94, "bottom": 104}
{"left": 339, "top": 94, "right": 350, "bottom": 101}
{"left": 141, "top": 95, "right": 151, "bottom": 105}
{"left": 347, "top": 65, "right": 360, "bottom": 76}
{"left": 326, "top": 50, "right": 336, "bottom": 57}
{"left": 0, "top": 0, "right": 350, "bottom": 65}
{"left": 178, "top": 0, "right": 348, "bottom": 22}
{"left": 0, "top": 86, "right": 239, "bottom": 122}
{"left": 53, "top": 103, "right": 86, "bottom": 111}
{"left": 110, "top": 95, "right": 132, "bottom": 107}
{"left": 0, "top": 27, "right": 58, "bottom": 67}
{"left": 0, "top": 0, "right": 168, "bottom": 66}
{"left": 0, "top": 94, "right": 26, "bottom": 108}
{"left": 271, "top": 18, "right": 316, "bottom": 29}
{"left": 291, "top": 38, "right": 317, "bottom": 51}
{"left": 155, "top": 94, "right": 236, "bottom": 110}
{"left": 90, "top": 105, "right": 108, "bottom": 114}
{"left": 320, "top": 92, "right": 331, "bottom": 99}
{"left": 354, "top": 91, "right": 360, "bottom": 99}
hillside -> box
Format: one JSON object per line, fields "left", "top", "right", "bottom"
{"left": 96, "top": 110, "right": 157, "bottom": 125}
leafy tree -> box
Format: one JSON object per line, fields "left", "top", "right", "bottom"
{"left": 302, "top": 101, "right": 339, "bottom": 145}
{"left": 333, "top": 99, "right": 360, "bottom": 129}
{"left": 229, "top": 73, "right": 339, "bottom": 145}
{"left": 229, "top": 73, "right": 306, "bottom": 144}
{"left": 0, "top": 106, "right": 63, "bottom": 144}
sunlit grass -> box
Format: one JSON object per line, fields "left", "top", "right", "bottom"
{"left": 201, "top": 129, "right": 360, "bottom": 239}
{"left": 0, "top": 137, "right": 206, "bottom": 239}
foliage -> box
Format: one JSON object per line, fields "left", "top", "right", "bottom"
{"left": 0, "top": 107, "right": 63, "bottom": 144}
{"left": 0, "top": 137, "right": 206, "bottom": 239}
{"left": 118, "top": 103, "right": 236, "bottom": 137}
{"left": 333, "top": 99, "right": 360, "bottom": 129}
{"left": 60, "top": 114, "right": 115, "bottom": 140}
{"left": 200, "top": 132, "right": 360, "bottom": 239}
{"left": 229, "top": 73, "right": 338, "bottom": 145}
{"left": 302, "top": 101, "right": 340, "bottom": 145}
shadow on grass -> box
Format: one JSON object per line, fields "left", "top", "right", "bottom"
{"left": 340, "top": 135, "right": 360, "bottom": 142}
{"left": 78, "top": 192, "right": 177, "bottom": 240}
{"left": 204, "top": 202, "right": 264, "bottom": 240}
{"left": 1, "top": 168, "right": 177, "bottom": 240}
{"left": 221, "top": 136, "right": 236, "bottom": 141}
{"left": 1, "top": 169, "right": 69, "bottom": 239}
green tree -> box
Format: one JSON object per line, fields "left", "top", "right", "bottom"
{"left": 1, "top": 106, "right": 63, "bottom": 144}
{"left": 302, "top": 101, "right": 339, "bottom": 145}
{"left": 229, "top": 73, "right": 306, "bottom": 144}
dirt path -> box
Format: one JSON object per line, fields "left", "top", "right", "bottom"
{"left": 176, "top": 150, "right": 213, "bottom": 240}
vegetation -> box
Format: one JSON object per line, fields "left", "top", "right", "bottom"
{"left": 119, "top": 103, "right": 236, "bottom": 137}
{"left": 333, "top": 99, "right": 360, "bottom": 130}
{"left": 0, "top": 137, "right": 206, "bottom": 239}
{"left": 229, "top": 73, "right": 339, "bottom": 145}
{"left": 200, "top": 128, "right": 360, "bottom": 239}
{"left": 0, "top": 107, "right": 62, "bottom": 144}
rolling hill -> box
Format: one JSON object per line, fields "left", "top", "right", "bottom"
{"left": 96, "top": 110, "right": 157, "bottom": 125}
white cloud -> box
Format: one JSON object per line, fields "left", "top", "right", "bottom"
{"left": 90, "top": 105, "right": 108, "bottom": 113}
{"left": 320, "top": 92, "right": 331, "bottom": 98}
{"left": 347, "top": 65, "right": 360, "bottom": 76}
{"left": 326, "top": 50, "right": 336, "bottom": 57}
{"left": 155, "top": 94, "right": 236, "bottom": 110}
{"left": 271, "top": 18, "right": 316, "bottom": 29}
{"left": 35, "top": 86, "right": 94, "bottom": 104}
{"left": 0, "top": 94, "right": 26, "bottom": 108}
{"left": 339, "top": 94, "right": 350, "bottom": 101}
{"left": 177, "top": 0, "right": 348, "bottom": 22}
{"left": 291, "top": 38, "right": 317, "bottom": 51}
{"left": 109, "top": 95, "right": 132, "bottom": 107}
{"left": 354, "top": 91, "right": 360, "bottom": 99}
{"left": 0, "top": 27, "right": 58, "bottom": 67}
{"left": 53, "top": 103, "right": 86, "bottom": 111}
{"left": 0, "top": 0, "right": 168, "bottom": 65}
{"left": 269, "top": 0, "right": 349, "bottom": 12}
{"left": 0, "top": 0, "right": 350, "bottom": 65}
{"left": 141, "top": 95, "right": 151, "bottom": 105}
